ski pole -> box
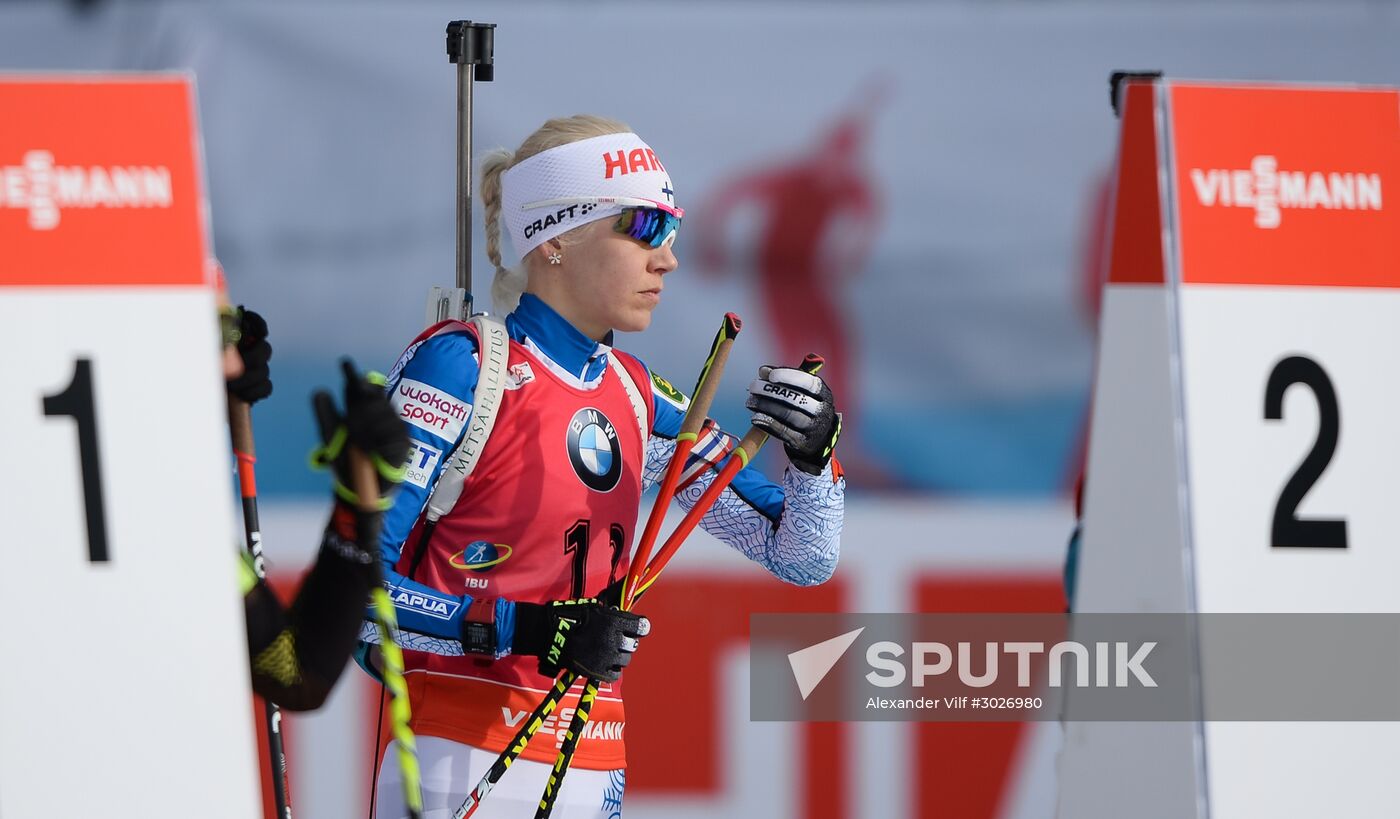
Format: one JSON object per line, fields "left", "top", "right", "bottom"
{"left": 456, "top": 313, "right": 741, "bottom": 819}
{"left": 229, "top": 398, "right": 293, "bottom": 819}
{"left": 535, "top": 323, "right": 771, "bottom": 819}
{"left": 350, "top": 448, "right": 425, "bottom": 819}
{"left": 452, "top": 670, "right": 578, "bottom": 819}
{"left": 635, "top": 353, "right": 825, "bottom": 596}
{"left": 623, "top": 312, "right": 741, "bottom": 610}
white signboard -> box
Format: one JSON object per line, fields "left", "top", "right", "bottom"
{"left": 0, "top": 76, "right": 261, "bottom": 818}
{"left": 1063, "top": 79, "right": 1400, "bottom": 819}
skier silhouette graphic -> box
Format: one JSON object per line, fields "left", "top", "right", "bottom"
{"left": 696, "top": 81, "right": 889, "bottom": 482}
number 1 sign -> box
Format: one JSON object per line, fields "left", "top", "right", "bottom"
{"left": 0, "top": 77, "right": 261, "bottom": 818}
{"left": 1060, "top": 79, "right": 1400, "bottom": 819}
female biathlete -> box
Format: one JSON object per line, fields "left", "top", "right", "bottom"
{"left": 362, "top": 115, "right": 846, "bottom": 818}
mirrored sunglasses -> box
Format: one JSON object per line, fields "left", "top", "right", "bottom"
{"left": 521, "top": 195, "right": 683, "bottom": 249}
{"left": 615, "top": 206, "right": 680, "bottom": 249}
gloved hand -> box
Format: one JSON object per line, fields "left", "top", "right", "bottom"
{"left": 225, "top": 307, "right": 274, "bottom": 404}
{"left": 595, "top": 577, "right": 626, "bottom": 609}
{"left": 746, "top": 365, "right": 841, "bottom": 475}
{"left": 310, "top": 359, "right": 411, "bottom": 555}
{"left": 512, "top": 597, "right": 651, "bottom": 682}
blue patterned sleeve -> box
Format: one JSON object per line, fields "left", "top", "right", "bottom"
{"left": 358, "top": 329, "right": 521, "bottom": 661}
{"left": 642, "top": 434, "right": 844, "bottom": 586}
{"left": 356, "top": 330, "right": 480, "bottom": 659}
{"left": 640, "top": 359, "right": 843, "bottom": 585}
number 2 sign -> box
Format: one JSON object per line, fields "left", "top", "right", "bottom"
{"left": 1169, "top": 83, "right": 1400, "bottom": 613}
{"left": 1063, "top": 78, "right": 1400, "bottom": 819}
{"left": 0, "top": 77, "right": 261, "bottom": 818}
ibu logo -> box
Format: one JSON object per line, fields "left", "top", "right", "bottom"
{"left": 450, "top": 540, "right": 514, "bottom": 572}
{"left": 566, "top": 407, "right": 623, "bottom": 492}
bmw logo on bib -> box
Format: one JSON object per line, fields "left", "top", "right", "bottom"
{"left": 567, "top": 407, "right": 623, "bottom": 492}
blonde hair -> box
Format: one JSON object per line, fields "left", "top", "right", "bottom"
{"left": 481, "top": 114, "right": 631, "bottom": 313}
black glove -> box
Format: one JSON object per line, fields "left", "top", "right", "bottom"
{"left": 310, "top": 359, "right": 411, "bottom": 554}
{"left": 226, "top": 307, "right": 273, "bottom": 404}
{"left": 596, "top": 577, "right": 626, "bottom": 609}
{"left": 512, "top": 597, "right": 651, "bottom": 682}
{"left": 746, "top": 365, "right": 841, "bottom": 475}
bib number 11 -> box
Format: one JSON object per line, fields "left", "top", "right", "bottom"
{"left": 564, "top": 519, "right": 627, "bottom": 598}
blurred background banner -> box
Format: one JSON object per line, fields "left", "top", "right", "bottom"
{"left": 5, "top": 2, "right": 1398, "bottom": 818}
{"left": 9, "top": 0, "right": 1394, "bottom": 497}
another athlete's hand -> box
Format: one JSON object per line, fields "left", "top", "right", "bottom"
{"left": 746, "top": 365, "right": 841, "bottom": 475}
{"left": 310, "top": 360, "right": 411, "bottom": 554}
{"left": 225, "top": 307, "right": 273, "bottom": 404}
{"left": 312, "top": 359, "right": 411, "bottom": 497}
{"left": 513, "top": 598, "right": 651, "bottom": 683}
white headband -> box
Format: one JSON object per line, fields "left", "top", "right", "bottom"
{"left": 501, "top": 132, "right": 678, "bottom": 262}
